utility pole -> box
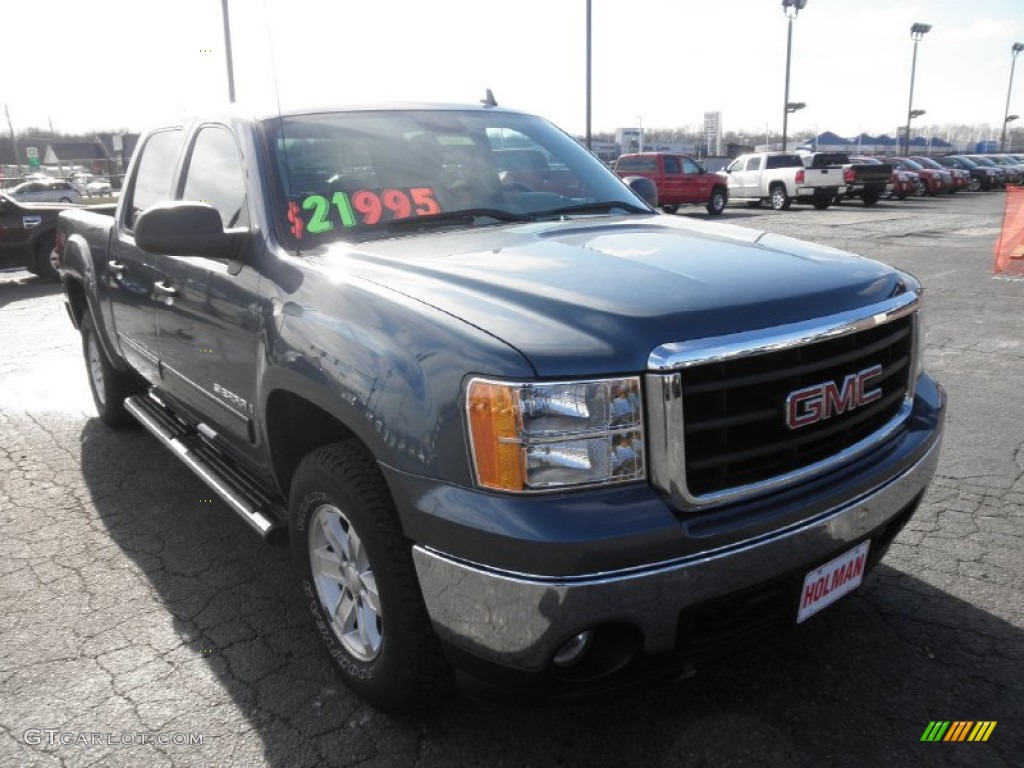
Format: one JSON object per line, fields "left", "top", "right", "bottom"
{"left": 4, "top": 103, "right": 23, "bottom": 178}
{"left": 221, "top": 0, "right": 237, "bottom": 103}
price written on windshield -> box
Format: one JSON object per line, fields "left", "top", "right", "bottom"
{"left": 299, "top": 188, "right": 441, "bottom": 234}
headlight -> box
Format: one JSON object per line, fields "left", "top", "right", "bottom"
{"left": 465, "top": 376, "right": 645, "bottom": 491}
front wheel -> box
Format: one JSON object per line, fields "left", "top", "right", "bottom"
{"left": 81, "top": 314, "right": 140, "bottom": 428}
{"left": 290, "top": 440, "right": 452, "bottom": 712}
{"left": 705, "top": 188, "right": 727, "bottom": 215}
{"left": 769, "top": 185, "right": 791, "bottom": 211}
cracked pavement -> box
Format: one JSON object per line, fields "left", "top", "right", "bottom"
{"left": 1, "top": 192, "right": 1021, "bottom": 767}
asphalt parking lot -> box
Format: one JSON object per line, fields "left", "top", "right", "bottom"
{"left": 1, "top": 191, "right": 1021, "bottom": 768}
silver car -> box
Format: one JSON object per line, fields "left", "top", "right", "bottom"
{"left": 8, "top": 180, "right": 83, "bottom": 204}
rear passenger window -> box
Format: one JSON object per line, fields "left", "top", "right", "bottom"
{"left": 128, "top": 129, "right": 184, "bottom": 229}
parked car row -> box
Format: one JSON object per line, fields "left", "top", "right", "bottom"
{"left": 0, "top": 173, "right": 118, "bottom": 205}
{"left": 610, "top": 150, "right": 1021, "bottom": 216}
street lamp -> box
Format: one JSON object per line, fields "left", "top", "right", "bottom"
{"left": 585, "top": 0, "right": 592, "bottom": 151}
{"left": 1000, "top": 43, "right": 1024, "bottom": 152}
{"left": 904, "top": 22, "right": 931, "bottom": 155}
{"left": 786, "top": 102, "right": 806, "bottom": 113}
{"left": 781, "top": 0, "right": 808, "bottom": 152}
{"left": 221, "top": 0, "right": 236, "bottom": 103}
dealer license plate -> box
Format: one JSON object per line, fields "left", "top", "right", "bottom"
{"left": 796, "top": 540, "right": 870, "bottom": 624}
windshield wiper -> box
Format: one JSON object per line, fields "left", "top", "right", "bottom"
{"left": 533, "top": 200, "right": 651, "bottom": 218}
{"left": 384, "top": 208, "right": 534, "bottom": 232}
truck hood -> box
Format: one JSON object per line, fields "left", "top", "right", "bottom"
{"left": 314, "top": 215, "right": 909, "bottom": 376}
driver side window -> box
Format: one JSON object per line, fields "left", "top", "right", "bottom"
{"left": 181, "top": 126, "right": 250, "bottom": 230}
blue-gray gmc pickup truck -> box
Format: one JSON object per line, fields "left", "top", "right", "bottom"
{"left": 56, "top": 103, "right": 946, "bottom": 712}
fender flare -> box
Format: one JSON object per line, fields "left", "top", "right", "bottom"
{"left": 62, "top": 232, "right": 129, "bottom": 372}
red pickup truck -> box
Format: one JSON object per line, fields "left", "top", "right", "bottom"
{"left": 613, "top": 153, "right": 728, "bottom": 215}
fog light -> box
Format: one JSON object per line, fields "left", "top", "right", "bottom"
{"left": 552, "top": 630, "right": 593, "bottom": 667}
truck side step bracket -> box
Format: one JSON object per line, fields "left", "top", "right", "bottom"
{"left": 124, "top": 393, "right": 287, "bottom": 540}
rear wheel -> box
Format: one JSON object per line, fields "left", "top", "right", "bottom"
{"left": 769, "top": 184, "right": 791, "bottom": 211}
{"left": 705, "top": 188, "right": 727, "bottom": 215}
{"left": 81, "top": 314, "right": 140, "bottom": 428}
{"left": 33, "top": 232, "right": 60, "bottom": 281}
{"left": 290, "top": 440, "right": 453, "bottom": 712}
{"left": 661, "top": 205, "right": 679, "bottom": 215}
{"left": 861, "top": 191, "right": 880, "bottom": 206}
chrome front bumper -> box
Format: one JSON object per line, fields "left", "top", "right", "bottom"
{"left": 412, "top": 435, "right": 941, "bottom": 672}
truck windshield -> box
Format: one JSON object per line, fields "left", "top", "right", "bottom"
{"left": 261, "top": 109, "right": 648, "bottom": 247}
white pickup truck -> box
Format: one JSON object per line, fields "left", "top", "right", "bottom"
{"left": 724, "top": 152, "right": 845, "bottom": 210}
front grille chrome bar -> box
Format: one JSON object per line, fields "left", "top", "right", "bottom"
{"left": 647, "top": 292, "right": 919, "bottom": 372}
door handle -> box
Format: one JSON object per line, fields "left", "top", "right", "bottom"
{"left": 154, "top": 282, "right": 178, "bottom": 297}
{"left": 107, "top": 260, "right": 125, "bottom": 274}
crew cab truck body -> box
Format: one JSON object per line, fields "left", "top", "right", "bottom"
{"left": 798, "top": 151, "right": 893, "bottom": 206}
{"left": 57, "top": 104, "right": 945, "bottom": 712}
{"left": 612, "top": 152, "right": 729, "bottom": 215}
{"left": 723, "top": 152, "right": 845, "bottom": 210}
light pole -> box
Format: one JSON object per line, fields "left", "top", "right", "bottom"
{"left": 781, "top": 0, "right": 807, "bottom": 152}
{"left": 221, "top": 0, "right": 236, "bottom": 103}
{"left": 904, "top": 22, "right": 931, "bottom": 155}
{"left": 585, "top": 0, "right": 592, "bottom": 151}
{"left": 637, "top": 116, "right": 644, "bottom": 153}
{"left": 785, "top": 102, "right": 806, "bottom": 150}
{"left": 1000, "top": 43, "right": 1024, "bottom": 152}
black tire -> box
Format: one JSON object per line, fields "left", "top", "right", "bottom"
{"left": 81, "top": 313, "right": 139, "bottom": 428}
{"left": 746, "top": 200, "right": 763, "bottom": 208}
{"left": 812, "top": 200, "right": 831, "bottom": 210}
{"left": 661, "top": 205, "right": 679, "bottom": 215}
{"left": 33, "top": 232, "right": 60, "bottom": 281}
{"left": 897, "top": 193, "right": 908, "bottom": 200}
{"left": 290, "top": 440, "right": 453, "bottom": 712}
{"left": 769, "top": 184, "right": 791, "bottom": 211}
{"left": 861, "top": 192, "right": 880, "bottom": 207}
{"left": 705, "top": 188, "right": 727, "bottom": 215}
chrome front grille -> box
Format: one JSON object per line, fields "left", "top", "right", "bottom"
{"left": 646, "top": 293, "right": 919, "bottom": 509}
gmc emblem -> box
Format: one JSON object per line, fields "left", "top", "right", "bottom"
{"left": 785, "top": 364, "right": 883, "bottom": 430}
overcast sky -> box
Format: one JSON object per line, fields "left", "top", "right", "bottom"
{"left": 4, "top": 0, "right": 1023, "bottom": 140}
